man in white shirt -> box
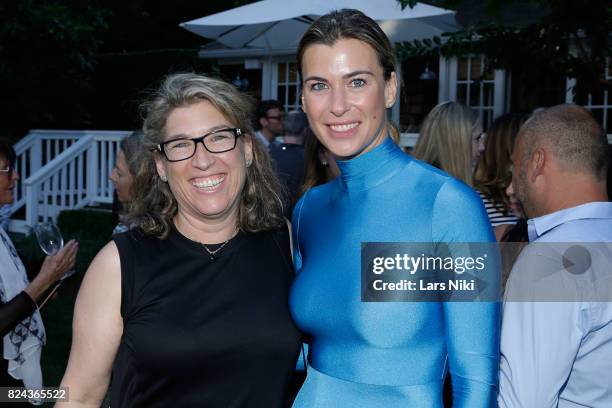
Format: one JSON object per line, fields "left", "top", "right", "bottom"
{"left": 254, "top": 100, "right": 284, "bottom": 149}
{"left": 499, "top": 104, "right": 612, "bottom": 407}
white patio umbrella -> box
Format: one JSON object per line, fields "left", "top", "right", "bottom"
{"left": 180, "top": 0, "right": 457, "bottom": 51}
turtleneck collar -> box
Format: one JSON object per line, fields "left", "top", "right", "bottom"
{"left": 336, "top": 137, "right": 409, "bottom": 192}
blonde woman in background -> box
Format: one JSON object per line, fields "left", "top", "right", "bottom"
{"left": 413, "top": 101, "right": 485, "bottom": 187}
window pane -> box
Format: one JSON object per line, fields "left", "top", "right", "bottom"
{"left": 458, "top": 58, "right": 469, "bottom": 81}
{"left": 470, "top": 82, "right": 481, "bottom": 107}
{"left": 288, "top": 86, "right": 297, "bottom": 107}
{"left": 277, "top": 85, "right": 286, "bottom": 103}
{"left": 575, "top": 92, "right": 587, "bottom": 105}
{"left": 471, "top": 57, "right": 482, "bottom": 80}
{"left": 278, "top": 63, "right": 286, "bottom": 83}
{"left": 398, "top": 55, "right": 439, "bottom": 131}
{"left": 483, "top": 83, "right": 494, "bottom": 107}
{"left": 591, "top": 89, "right": 604, "bottom": 106}
{"left": 289, "top": 63, "right": 297, "bottom": 82}
{"left": 483, "top": 109, "right": 493, "bottom": 130}
{"left": 591, "top": 108, "right": 604, "bottom": 127}
{"left": 457, "top": 83, "right": 468, "bottom": 104}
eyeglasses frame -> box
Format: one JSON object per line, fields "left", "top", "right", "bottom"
{"left": 0, "top": 164, "right": 14, "bottom": 177}
{"left": 156, "top": 128, "right": 243, "bottom": 162}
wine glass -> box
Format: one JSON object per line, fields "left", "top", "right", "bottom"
{"left": 33, "top": 222, "right": 75, "bottom": 280}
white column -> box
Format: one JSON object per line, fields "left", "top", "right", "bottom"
{"left": 270, "top": 60, "right": 279, "bottom": 100}
{"left": 448, "top": 57, "right": 458, "bottom": 101}
{"left": 493, "top": 69, "right": 507, "bottom": 118}
{"left": 438, "top": 56, "right": 450, "bottom": 102}
{"left": 261, "top": 57, "right": 273, "bottom": 100}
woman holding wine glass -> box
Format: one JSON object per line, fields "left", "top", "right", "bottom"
{"left": 0, "top": 138, "right": 78, "bottom": 390}
{"left": 59, "top": 73, "right": 301, "bottom": 407}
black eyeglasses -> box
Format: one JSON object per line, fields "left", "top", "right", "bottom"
{"left": 0, "top": 164, "right": 14, "bottom": 177}
{"left": 156, "top": 128, "right": 242, "bottom": 162}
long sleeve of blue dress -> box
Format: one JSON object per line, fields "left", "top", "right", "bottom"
{"left": 289, "top": 137, "right": 500, "bottom": 407}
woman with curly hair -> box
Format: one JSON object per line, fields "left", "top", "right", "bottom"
{"left": 60, "top": 73, "right": 301, "bottom": 407}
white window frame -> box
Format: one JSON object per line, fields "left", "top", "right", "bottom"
{"left": 262, "top": 57, "right": 301, "bottom": 111}
{"left": 438, "top": 55, "right": 507, "bottom": 127}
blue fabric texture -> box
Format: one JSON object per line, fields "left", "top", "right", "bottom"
{"left": 290, "top": 137, "right": 500, "bottom": 407}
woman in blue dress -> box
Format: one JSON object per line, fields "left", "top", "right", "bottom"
{"left": 290, "top": 9, "right": 500, "bottom": 407}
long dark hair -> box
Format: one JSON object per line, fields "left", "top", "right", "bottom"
{"left": 474, "top": 113, "right": 526, "bottom": 211}
{"left": 0, "top": 138, "right": 16, "bottom": 167}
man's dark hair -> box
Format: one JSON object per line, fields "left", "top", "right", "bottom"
{"left": 254, "top": 100, "right": 283, "bottom": 130}
{"left": 0, "top": 138, "right": 16, "bottom": 166}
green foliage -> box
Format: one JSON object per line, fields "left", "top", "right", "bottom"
{"left": 0, "top": 1, "right": 108, "bottom": 136}
{"left": 57, "top": 208, "right": 114, "bottom": 240}
{"left": 398, "top": 0, "right": 419, "bottom": 9}
{"left": 396, "top": 0, "right": 612, "bottom": 99}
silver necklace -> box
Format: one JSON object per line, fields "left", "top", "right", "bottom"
{"left": 201, "top": 240, "right": 230, "bottom": 261}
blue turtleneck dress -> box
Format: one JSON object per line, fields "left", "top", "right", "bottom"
{"left": 290, "top": 137, "right": 500, "bottom": 407}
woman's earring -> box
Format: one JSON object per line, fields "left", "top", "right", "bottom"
{"left": 160, "top": 175, "right": 167, "bottom": 182}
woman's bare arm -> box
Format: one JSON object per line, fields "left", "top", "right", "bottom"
{"left": 57, "top": 241, "right": 123, "bottom": 407}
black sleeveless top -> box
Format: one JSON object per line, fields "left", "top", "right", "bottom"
{"left": 110, "top": 226, "right": 301, "bottom": 408}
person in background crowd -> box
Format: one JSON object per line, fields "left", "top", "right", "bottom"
{"left": 269, "top": 110, "right": 309, "bottom": 215}
{"left": 473, "top": 113, "right": 526, "bottom": 238}
{"left": 297, "top": 130, "right": 340, "bottom": 199}
{"left": 500, "top": 104, "right": 612, "bottom": 407}
{"left": 59, "top": 73, "right": 301, "bottom": 407}
{"left": 0, "top": 138, "right": 78, "bottom": 394}
{"left": 254, "top": 99, "right": 284, "bottom": 149}
{"left": 109, "top": 131, "right": 145, "bottom": 234}
{"left": 412, "top": 101, "right": 485, "bottom": 187}
{"left": 290, "top": 9, "right": 499, "bottom": 407}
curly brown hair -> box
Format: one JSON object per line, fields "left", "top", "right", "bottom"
{"left": 129, "top": 73, "right": 285, "bottom": 238}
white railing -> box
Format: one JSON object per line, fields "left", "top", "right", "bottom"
{"left": 9, "top": 130, "right": 130, "bottom": 233}
{"left": 7, "top": 129, "right": 611, "bottom": 233}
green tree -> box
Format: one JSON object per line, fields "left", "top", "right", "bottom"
{"left": 0, "top": 1, "right": 108, "bottom": 138}
{"left": 397, "top": 0, "right": 611, "bottom": 99}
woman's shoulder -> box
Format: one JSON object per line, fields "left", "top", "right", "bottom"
{"left": 112, "top": 227, "right": 162, "bottom": 251}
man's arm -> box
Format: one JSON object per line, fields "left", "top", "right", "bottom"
{"left": 499, "top": 250, "right": 585, "bottom": 407}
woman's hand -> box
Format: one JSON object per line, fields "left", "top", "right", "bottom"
{"left": 24, "top": 240, "right": 79, "bottom": 302}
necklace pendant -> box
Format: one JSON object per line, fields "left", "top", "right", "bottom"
{"left": 209, "top": 255, "right": 215, "bottom": 261}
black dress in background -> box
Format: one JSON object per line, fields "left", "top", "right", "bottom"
{"left": 110, "top": 226, "right": 302, "bottom": 408}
